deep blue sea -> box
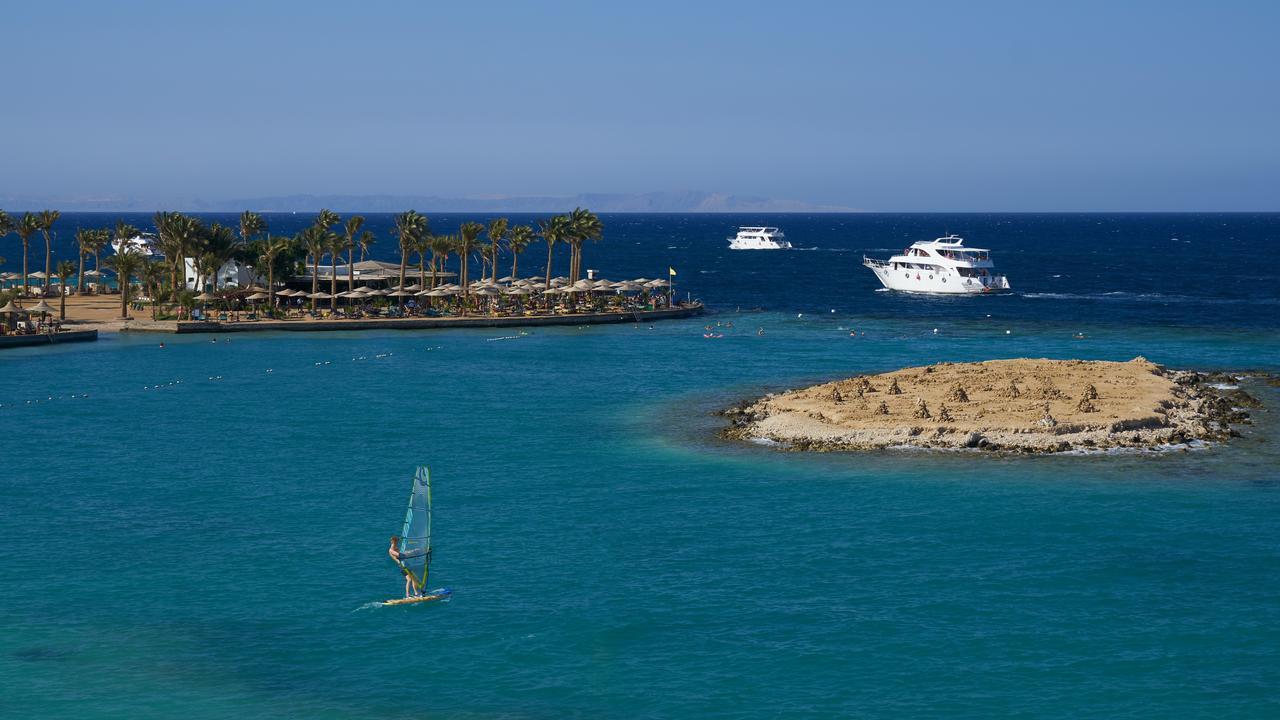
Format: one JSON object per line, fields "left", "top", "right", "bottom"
{"left": 2, "top": 214, "right": 1280, "bottom": 718}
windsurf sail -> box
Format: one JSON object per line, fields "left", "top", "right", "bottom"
{"left": 397, "top": 466, "right": 433, "bottom": 593}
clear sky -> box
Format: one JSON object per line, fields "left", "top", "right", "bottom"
{"left": 4, "top": 0, "right": 1278, "bottom": 210}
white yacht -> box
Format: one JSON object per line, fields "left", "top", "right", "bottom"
{"left": 863, "top": 234, "right": 1010, "bottom": 294}
{"left": 111, "top": 232, "right": 163, "bottom": 258}
{"left": 728, "top": 226, "right": 791, "bottom": 250}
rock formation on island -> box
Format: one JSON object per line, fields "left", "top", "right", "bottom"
{"left": 720, "top": 358, "right": 1261, "bottom": 453}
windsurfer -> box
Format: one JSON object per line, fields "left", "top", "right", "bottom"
{"left": 389, "top": 535, "right": 419, "bottom": 598}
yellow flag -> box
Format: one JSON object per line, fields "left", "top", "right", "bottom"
{"left": 668, "top": 267, "right": 677, "bottom": 276}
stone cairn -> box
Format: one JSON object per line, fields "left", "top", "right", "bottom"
{"left": 1037, "top": 379, "right": 1065, "bottom": 400}
{"left": 855, "top": 376, "right": 876, "bottom": 395}
{"left": 913, "top": 397, "right": 931, "bottom": 419}
{"left": 832, "top": 387, "right": 845, "bottom": 404}
{"left": 1039, "top": 402, "right": 1057, "bottom": 427}
{"left": 1000, "top": 380, "right": 1021, "bottom": 399}
{"left": 938, "top": 403, "right": 954, "bottom": 422}
{"left": 947, "top": 384, "right": 969, "bottom": 403}
{"left": 888, "top": 378, "right": 903, "bottom": 395}
{"left": 876, "top": 400, "right": 890, "bottom": 415}
{"left": 1075, "top": 383, "right": 1099, "bottom": 413}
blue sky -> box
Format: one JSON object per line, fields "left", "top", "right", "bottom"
{"left": 3, "top": 0, "right": 1277, "bottom": 210}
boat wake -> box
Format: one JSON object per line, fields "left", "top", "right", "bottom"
{"left": 1022, "top": 291, "right": 1279, "bottom": 305}
{"left": 353, "top": 588, "right": 453, "bottom": 612}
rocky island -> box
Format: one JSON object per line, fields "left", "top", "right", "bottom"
{"left": 721, "top": 358, "right": 1261, "bottom": 453}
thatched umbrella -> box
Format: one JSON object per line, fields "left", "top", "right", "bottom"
{"left": 25, "top": 300, "right": 55, "bottom": 324}
{"left": 0, "top": 299, "right": 29, "bottom": 332}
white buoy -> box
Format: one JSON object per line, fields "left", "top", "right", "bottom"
{"left": 1005, "top": 330, "right": 1011, "bottom": 334}
{"left": 933, "top": 328, "right": 938, "bottom": 334}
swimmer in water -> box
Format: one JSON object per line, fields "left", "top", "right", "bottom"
{"left": 757, "top": 327, "right": 765, "bottom": 336}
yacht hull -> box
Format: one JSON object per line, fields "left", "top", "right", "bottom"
{"left": 865, "top": 262, "right": 1010, "bottom": 294}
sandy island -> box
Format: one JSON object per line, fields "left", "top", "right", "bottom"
{"left": 721, "top": 358, "right": 1262, "bottom": 453}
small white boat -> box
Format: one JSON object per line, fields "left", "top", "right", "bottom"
{"left": 728, "top": 227, "right": 791, "bottom": 250}
{"left": 863, "top": 234, "right": 1010, "bottom": 294}
{"left": 111, "top": 232, "right": 164, "bottom": 258}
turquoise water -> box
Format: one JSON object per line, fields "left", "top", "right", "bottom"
{"left": 3, "top": 310, "right": 1279, "bottom": 718}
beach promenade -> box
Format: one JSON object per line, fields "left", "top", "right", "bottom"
{"left": 150, "top": 302, "right": 702, "bottom": 334}
{"left": 15, "top": 293, "right": 703, "bottom": 337}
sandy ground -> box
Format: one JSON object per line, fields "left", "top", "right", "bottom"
{"left": 721, "top": 358, "right": 1258, "bottom": 453}
{"left": 23, "top": 293, "right": 147, "bottom": 332}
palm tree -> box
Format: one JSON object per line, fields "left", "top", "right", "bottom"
{"left": 326, "top": 231, "right": 349, "bottom": 309}
{"left": 357, "top": 228, "right": 376, "bottom": 263}
{"left": 91, "top": 227, "right": 115, "bottom": 291}
{"left": 537, "top": 214, "right": 570, "bottom": 292}
{"left": 411, "top": 232, "right": 432, "bottom": 290}
{"left": 104, "top": 248, "right": 145, "bottom": 319}
{"left": 342, "top": 216, "right": 365, "bottom": 293}
{"left": 151, "top": 211, "right": 176, "bottom": 287}
{"left": 141, "top": 260, "right": 166, "bottom": 319}
{"left": 458, "top": 221, "right": 484, "bottom": 294}
{"left": 199, "top": 223, "right": 240, "bottom": 291}
{"left": 36, "top": 210, "right": 60, "bottom": 296}
{"left": 55, "top": 260, "right": 75, "bottom": 320}
{"left": 0, "top": 211, "right": 12, "bottom": 275}
{"left": 507, "top": 224, "right": 534, "bottom": 279}
{"left": 486, "top": 218, "right": 509, "bottom": 283}
{"left": 299, "top": 226, "right": 328, "bottom": 311}
{"left": 392, "top": 211, "right": 428, "bottom": 306}
{"left": 74, "top": 228, "right": 91, "bottom": 294}
{"left": 239, "top": 211, "right": 267, "bottom": 248}
{"left": 154, "top": 212, "right": 199, "bottom": 295}
{"left": 476, "top": 235, "right": 493, "bottom": 284}
{"left": 16, "top": 213, "right": 39, "bottom": 295}
{"left": 256, "top": 235, "right": 294, "bottom": 313}
{"left": 428, "top": 233, "right": 454, "bottom": 290}
{"left": 567, "top": 207, "right": 603, "bottom": 283}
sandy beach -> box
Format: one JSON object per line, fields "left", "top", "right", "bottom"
{"left": 721, "top": 358, "right": 1262, "bottom": 453}
{"left": 31, "top": 292, "right": 702, "bottom": 335}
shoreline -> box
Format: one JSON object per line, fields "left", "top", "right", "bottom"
{"left": 93, "top": 302, "right": 704, "bottom": 335}
{"left": 720, "top": 358, "right": 1266, "bottom": 455}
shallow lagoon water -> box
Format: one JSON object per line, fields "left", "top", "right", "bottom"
{"left": 3, "top": 214, "right": 1280, "bottom": 717}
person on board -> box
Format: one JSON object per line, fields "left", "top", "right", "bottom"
{"left": 389, "top": 535, "right": 420, "bottom": 598}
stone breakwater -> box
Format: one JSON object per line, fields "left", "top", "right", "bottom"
{"left": 719, "top": 358, "right": 1264, "bottom": 454}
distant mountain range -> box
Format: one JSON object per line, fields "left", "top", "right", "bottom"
{"left": 0, "top": 191, "right": 861, "bottom": 214}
